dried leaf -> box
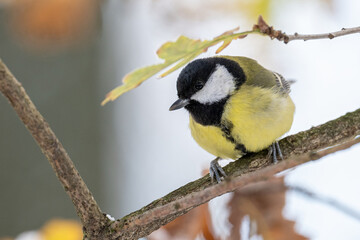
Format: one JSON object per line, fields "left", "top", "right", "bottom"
{"left": 214, "top": 27, "right": 240, "bottom": 39}
{"left": 253, "top": 15, "right": 270, "bottom": 33}
{"left": 227, "top": 177, "right": 308, "bottom": 240}
{"left": 253, "top": 15, "right": 288, "bottom": 42}
{"left": 101, "top": 63, "right": 169, "bottom": 105}
{"left": 102, "top": 28, "right": 252, "bottom": 105}
{"left": 214, "top": 27, "right": 247, "bottom": 54}
{"left": 148, "top": 203, "right": 219, "bottom": 240}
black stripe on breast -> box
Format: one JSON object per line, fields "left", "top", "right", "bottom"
{"left": 220, "top": 120, "right": 248, "bottom": 155}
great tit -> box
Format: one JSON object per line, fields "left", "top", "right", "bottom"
{"left": 169, "top": 56, "right": 295, "bottom": 183}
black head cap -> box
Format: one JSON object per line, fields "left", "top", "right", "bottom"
{"left": 176, "top": 57, "right": 246, "bottom": 100}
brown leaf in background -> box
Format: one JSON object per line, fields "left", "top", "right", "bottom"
{"left": 148, "top": 202, "right": 219, "bottom": 240}
{"left": 148, "top": 169, "right": 219, "bottom": 240}
{"left": 9, "top": 0, "right": 98, "bottom": 50}
{"left": 227, "top": 177, "right": 308, "bottom": 240}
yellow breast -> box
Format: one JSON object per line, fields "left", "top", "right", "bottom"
{"left": 189, "top": 117, "right": 242, "bottom": 159}
{"left": 189, "top": 85, "right": 295, "bottom": 159}
{"left": 224, "top": 85, "right": 295, "bottom": 152}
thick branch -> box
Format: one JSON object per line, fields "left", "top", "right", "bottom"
{"left": 0, "top": 59, "right": 106, "bottom": 238}
{"left": 1, "top": 57, "right": 360, "bottom": 240}
{"left": 110, "top": 109, "right": 360, "bottom": 239}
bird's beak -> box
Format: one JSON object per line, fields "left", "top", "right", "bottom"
{"left": 169, "top": 99, "right": 190, "bottom": 111}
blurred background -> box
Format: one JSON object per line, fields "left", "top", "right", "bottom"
{"left": 0, "top": 0, "right": 360, "bottom": 239}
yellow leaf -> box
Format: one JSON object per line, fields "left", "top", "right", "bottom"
{"left": 101, "top": 63, "right": 168, "bottom": 106}
{"left": 159, "top": 51, "right": 202, "bottom": 78}
{"left": 157, "top": 36, "right": 205, "bottom": 61}
{"left": 102, "top": 27, "right": 253, "bottom": 105}
{"left": 214, "top": 26, "right": 240, "bottom": 39}
{"left": 214, "top": 27, "right": 247, "bottom": 54}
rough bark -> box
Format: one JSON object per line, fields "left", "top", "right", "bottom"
{"left": 110, "top": 111, "right": 360, "bottom": 239}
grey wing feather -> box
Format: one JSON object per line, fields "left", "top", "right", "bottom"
{"left": 273, "top": 72, "right": 291, "bottom": 94}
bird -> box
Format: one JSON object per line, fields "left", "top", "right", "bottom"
{"left": 169, "top": 56, "right": 295, "bottom": 183}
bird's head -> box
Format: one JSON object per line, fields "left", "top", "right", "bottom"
{"left": 169, "top": 57, "right": 245, "bottom": 111}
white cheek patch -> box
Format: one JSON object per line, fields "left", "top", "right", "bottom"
{"left": 191, "top": 64, "right": 236, "bottom": 104}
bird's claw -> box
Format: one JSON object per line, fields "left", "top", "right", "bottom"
{"left": 210, "top": 158, "right": 227, "bottom": 183}
{"left": 268, "top": 141, "right": 284, "bottom": 163}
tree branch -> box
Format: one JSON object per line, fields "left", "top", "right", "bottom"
{"left": 285, "top": 26, "right": 360, "bottom": 43}
{"left": 110, "top": 135, "right": 360, "bottom": 239}
{"left": 253, "top": 15, "right": 360, "bottom": 43}
{"left": 0, "top": 59, "right": 107, "bottom": 238}
{"left": 1, "top": 57, "right": 360, "bottom": 239}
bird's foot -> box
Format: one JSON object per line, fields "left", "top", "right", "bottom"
{"left": 209, "top": 157, "right": 227, "bottom": 183}
{"left": 267, "top": 141, "right": 284, "bottom": 164}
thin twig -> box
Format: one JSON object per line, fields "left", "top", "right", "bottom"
{"left": 289, "top": 185, "right": 360, "bottom": 222}
{"left": 253, "top": 15, "right": 360, "bottom": 43}
{"left": 0, "top": 59, "right": 106, "bottom": 238}
{"left": 286, "top": 26, "right": 360, "bottom": 43}
{"left": 234, "top": 178, "right": 360, "bottom": 223}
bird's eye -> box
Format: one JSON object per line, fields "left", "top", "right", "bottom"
{"left": 194, "top": 82, "right": 204, "bottom": 90}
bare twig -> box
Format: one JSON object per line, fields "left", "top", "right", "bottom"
{"left": 286, "top": 26, "right": 360, "bottom": 43}
{"left": 0, "top": 60, "right": 106, "bottom": 238}
{"left": 289, "top": 185, "right": 360, "bottom": 222}
{"left": 235, "top": 178, "right": 360, "bottom": 223}
{"left": 253, "top": 15, "right": 360, "bottom": 43}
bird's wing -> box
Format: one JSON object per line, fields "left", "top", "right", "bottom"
{"left": 221, "top": 56, "right": 291, "bottom": 93}
{"left": 272, "top": 72, "right": 291, "bottom": 94}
